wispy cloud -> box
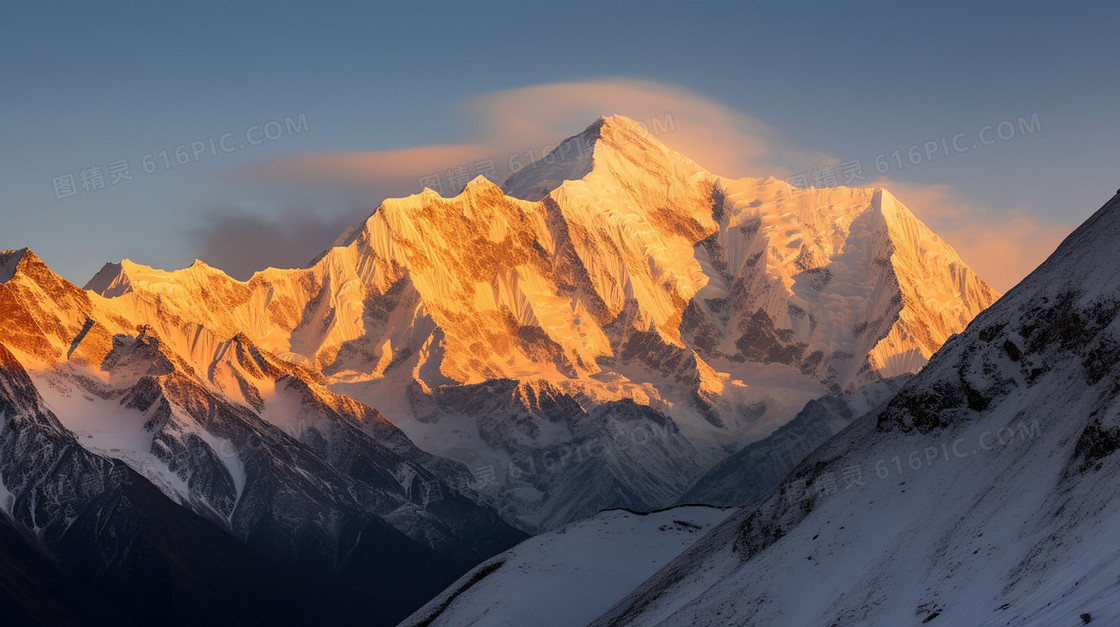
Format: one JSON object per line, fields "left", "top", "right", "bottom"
{"left": 235, "top": 78, "right": 827, "bottom": 191}
{"left": 202, "top": 78, "right": 827, "bottom": 278}
{"left": 462, "top": 78, "right": 828, "bottom": 178}
{"left": 208, "top": 77, "right": 1068, "bottom": 291}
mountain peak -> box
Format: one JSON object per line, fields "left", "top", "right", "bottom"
{"left": 0, "top": 248, "right": 53, "bottom": 286}
{"left": 461, "top": 174, "right": 502, "bottom": 196}
{"left": 73, "top": 116, "right": 1008, "bottom": 535}
{"left": 500, "top": 121, "right": 600, "bottom": 201}
{"left": 580, "top": 114, "right": 682, "bottom": 165}
{"left": 0, "top": 248, "right": 32, "bottom": 284}
{"left": 502, "top": 114, "right": 703, "bottom": 202}
{"left": 85, "top": 257, "right": 241, "bottom": 298}
{"left": 587, "top": 113, "right": 660, "bottom": 143}
{"left": 580, "top": 114, "right": 649, "bottom": 139}
{"left": 871, "top": 186, "right": 920, "bottom": 228}
{"left": 84, "top": 261, "right": 129, "bottom": 295}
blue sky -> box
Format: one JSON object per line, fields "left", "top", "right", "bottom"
{"left": 1, "top": 0, "right": 1117, "bottom": 290}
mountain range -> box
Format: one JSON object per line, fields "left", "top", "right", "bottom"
{"left": 82, "top": 115, "right": 996, "bottom": 530}
{"left": 1, "top": 115, "right": 1011, "bottom": 623}
{"left": 387, "top": 190, "right": 1120, "bottom": 627}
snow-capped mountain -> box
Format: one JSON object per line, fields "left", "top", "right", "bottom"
{"left": 0, "top": 247, "right": 525, "bottom": 624}
{"left": 594, "top": 190, "right": 1120, "bottom": 626}
{"left": 401, "top": 505, "right": 733, "bottom": 627}
{"left": 82, "top": 116, "right": 999, "bottom": 528}
{"left": 0, "top": 337, "right": 441, "bottom": 625}
{"left": 85, "top": 115, "right": 997, "bottom": 530}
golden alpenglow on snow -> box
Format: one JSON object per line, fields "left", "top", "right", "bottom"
{"left": 4, "top": 4, "right": 1111, "bottom": 626}
{"left": 83, "top": 115, "right": 998, "bottom": 531}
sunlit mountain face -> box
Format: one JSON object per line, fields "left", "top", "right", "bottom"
{"left": 5, "top": 2, "right": 1116, "bottom": 625}
{"left": 78, "top": 116, "right": 997, "bottom": 531}
{"left": 593, "top": 190, "right": 1120, "bottom": 627}
{"left": 1, "top": 116, "right": 1001, "bottom": 625}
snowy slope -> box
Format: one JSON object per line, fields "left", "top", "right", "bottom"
{"left": 401, "top": 505, "right": 733, "bottom": 627}
{"left": 595, "top": 190, "right": 1120, "bottom": 626}
{"left": 85, "top": 115, "right": 997, "bottom": 529}
{"left": 678, "top": 376, "right": 908, "bottom": 507}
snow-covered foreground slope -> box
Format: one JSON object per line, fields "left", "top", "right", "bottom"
{"left": 86, "top": 115, "right": 997, "bottom": 530}
{"left": 594, "top": 190, "right": 1120, "bottom": 626}
{"left": 401, "top": 505, "right": 733, "bottom": 627}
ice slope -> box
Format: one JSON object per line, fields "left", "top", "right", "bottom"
{"left": 400, "top": 505, "right": 733, "bottom": 627}
{"left": 86, "top": 115, "right": 997, "bottom": 529}
{"left": 594, "top": 190, "right": 1120, "bottom": 626}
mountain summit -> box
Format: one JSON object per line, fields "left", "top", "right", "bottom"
{"left": 86, "top": 115, "right": 998, "bottom": 529}
{"left": 502, "top": 114, "right": 709, "bottom": 202}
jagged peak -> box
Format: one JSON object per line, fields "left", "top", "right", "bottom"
{"left": 502, "top": 113, "right": 697, "bottom": 202}
{"left": 0, "top": 247, "right": 31, "bottom": 260}
{"left": 372, "top": 173, "right": 527, "bottom": 224}
{"left": 160, "top": 257, "right": 225, "bottom": 276}
{"left": 413, "top": 173, "right": 505, "bottom": 201}
{"left": 0, "top": 248, "right": 33, "bottom": 284}
{"left": 871, "top": 187, "right": 907, "bottom": 215}
{"left": 871, "top": 187, "right": 965, "bottom": 262}
{"left": 328, "top": 173, "right": 537, "bottom": 258}
{"left": 0, "top": 248, "right": 72, "bottom": 291}
{"left": 585, "top": 114, "right": 664, "bottom": 147}
{"left": 461, "top": 174, "right": 501, "bottom": 194}
{"left": 598, "top": 113, "right": 643, "bottom": 127}
{"left": 84, "top": 261, "right": 128, "bottom": 295}
{"left": 574, "top": 114, "right": 663, "bottom": 143}
{"left": 869, "top": 187, "right": 997, "bottom": 293}
{"left": 88, "top": 256, "right": 244, "bottom": 298}
{"left": 870, "top": 187, "right": 908, "bottom": 224}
